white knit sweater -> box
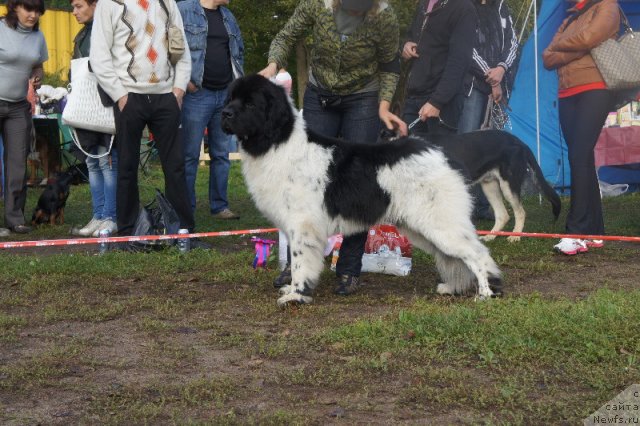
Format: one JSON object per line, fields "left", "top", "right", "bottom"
{"left": 90, "top": 0, "right": 191, "bottom": 102}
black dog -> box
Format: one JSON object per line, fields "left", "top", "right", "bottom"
{"left": 32, "top": 171, "right": 74, "bottom": 226}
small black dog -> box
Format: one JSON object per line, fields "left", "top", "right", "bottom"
{"left": 31, "top": 170, "right": 75, "bottom": 226}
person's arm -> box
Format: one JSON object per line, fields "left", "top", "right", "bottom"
{"left": 177, "top": 0, "right": 200, "bottom": 87}
{"left": 90, "top": 0, "right": 128, "bottom": 105}
{"left": 260, "top": 0, "right": 315, "bottom": 78}
{"left": 30, "top": 65, "right": 44, "bottom": 89}
{"left": 497, "top": 1, "right": 518, "bottom": 72}
{"left": 549, "top": 3, "right": 620, "bottom": 52}
{"left": 542, "top": 21, "right": 586, "bottom": 70}
{"left": 428, "top": 4, "right": 477, "bottom": 110}
{"left": 170, "top": 0, "right": 191, "bottom": 105}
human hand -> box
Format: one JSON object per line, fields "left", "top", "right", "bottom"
{"left": 402, "top": 41, "right": 419, "bottom": 60}
{"left": 30, "top": 67, "right": 44, "bottom": 89}
{"left": 117, "top": 94, "right": 128, "bottom": 112}
{"left": 418, "top": 102, "right": 440, "bottom": 120}
{"left": 379, "top": 104, "right": 408, "bottom": 137}
{"left": 258, "top": 62, "right": 278, "bottom": 79}
{"left": 485, "top": 66, "right": 505, "bottom": 87}
{"left": 173, "top": 88, "right": 185, "bottom": 108}
{"left": 491, "top": 84, "right": 503, "bottom": 103}
{"left": 186, "top": 81, "right": 198, "bottom": 93}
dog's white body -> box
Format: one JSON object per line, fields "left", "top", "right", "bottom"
{"left": 223, "top": 75, "right": 502, "bottom": 306}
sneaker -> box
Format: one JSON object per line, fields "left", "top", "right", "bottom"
{"left": 554, "top": 238, "right": 588, "bottom": 255}
{"left": 212, "top": 208, "right": 240, "bottom": 220}
{"left": 273, "top": 264, "right": 292, "bottom": 288}
{"left": 0, "top": 228, "right": 10, "bottom": 238}
{"left": 92, "top": 220, "right": 117, "bottom": 237}
{"left": 334, "top": 274, "right": 360, "bottom": 296}
{"left": 585, "top": 239, "right": 604, "bottom": 248}
{"left": 77, "top": 218, "right": 104, "bottom": 237}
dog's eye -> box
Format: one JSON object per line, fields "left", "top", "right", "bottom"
{"left": 246, "top": 102, "right": 255, "bottom": 109}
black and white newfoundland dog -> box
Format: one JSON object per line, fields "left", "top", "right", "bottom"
{"left": 221, "top": 75, "right": 502, "bottom": 307}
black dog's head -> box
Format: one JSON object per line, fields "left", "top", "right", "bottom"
{"left": 221, "top": 74, "right": 295, "bottom": 157}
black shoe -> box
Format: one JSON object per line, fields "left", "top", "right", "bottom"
{"left": 273, "top": 264, "right": 291, "bottom": 288}
{"left": 189, "top": 238, "right": 213, "bottom": 250}
{"left": 334, "top": 274, "right": 360, "bottom": 296}
{"left": 10, "top": 224, "right": 32, "bottom": 234}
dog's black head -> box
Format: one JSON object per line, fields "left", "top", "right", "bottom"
{"left": 31, "top": 171, "right": 74, "bottom": 225}
{"left": 221, "top": 74, "right": 295, "bottom": 157}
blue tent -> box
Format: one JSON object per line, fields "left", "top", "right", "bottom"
{"left": 508, "top": 0, "right": 640, "bottom": 189}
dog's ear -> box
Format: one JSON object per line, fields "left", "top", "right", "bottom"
{"left": 262, "top": 81, "right": 295, "bottom": 146}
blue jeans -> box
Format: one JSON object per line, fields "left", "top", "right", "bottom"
{"left": 181, "top": 87, "right": 232, "bottom": 214}
{"left": 303, "top": 86, "right": 380, "bottom": 276}
{"left": 458, "top": 87, "right": 490, "bottom": 134}
{"left": 303, "top": 86, "right": 380, "bottom": 143}
{"left": 86, "top": 145, "right": 118, "bottom": 221}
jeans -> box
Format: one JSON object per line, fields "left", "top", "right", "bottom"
{"left": 303, "top": 86, "right": 381, "bottom": 276}
{"left": 457, "top": 87, "right": 490, "bottom": 134}
{"left": 181, "top": 87, "right": 232, "bottom": 215}
{"left": 458, "top": 87, "right": 492, "bottom": 216}
{"left": 86, "top": 145, "right": 118, "bottom": 221}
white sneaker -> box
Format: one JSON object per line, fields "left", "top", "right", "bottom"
{"left": 0, "top": 228, "right": 10, "bottom": 238}
{"left": 554, "top": 238, "right": 588, "bottom": 255}
{"left": 77, "top": 218, "right": 104, "bottom": 237}
{"left": 585, "top": 239, "right": 604, "bottom": 248}
{"left": 93, "top": 219, "right": 117, "bottom": 237}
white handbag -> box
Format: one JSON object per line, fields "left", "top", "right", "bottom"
{"left": 62, "top": 58, "right": 116, "bottom": 135}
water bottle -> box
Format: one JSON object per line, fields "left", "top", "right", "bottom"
{"left": 98, "top": 229, "right": 110, "bottom": 255}
{"left": 177, "top": 228, "right": 190, "bottom": 253}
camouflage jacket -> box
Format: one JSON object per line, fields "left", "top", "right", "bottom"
{"left": 268, "top": 0, "right": 400, "bottom": 103}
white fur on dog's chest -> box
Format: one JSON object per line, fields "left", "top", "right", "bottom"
{"left": 240, "top": 122, "right": 333, "bottom": 227}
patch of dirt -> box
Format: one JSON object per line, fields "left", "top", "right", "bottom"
{"left": 1, "top": 240, "right": 639, "bottom": 424}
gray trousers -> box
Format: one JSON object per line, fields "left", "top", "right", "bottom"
{"left": 0, "top": 99, "right": 32, "bottom": 228}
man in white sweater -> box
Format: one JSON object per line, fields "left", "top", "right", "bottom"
{"left": 90, "top": 0, "right": 194, "bottom": 237}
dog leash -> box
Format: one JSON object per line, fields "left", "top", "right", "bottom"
{"left": 408, "top": 116, "right": 458, "bottom": 132}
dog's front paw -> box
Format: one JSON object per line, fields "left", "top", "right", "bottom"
{"left": 277, "top": 292, "right": 313, "bottom": 308}
{"left": 506, "top": 236, "right": 521, "bottom": 243}
{"left": 476, "top": 286, "right": 494, "bottom": 300}
{"left": 278, "top": 284, "right": 294, "bottom": 295}
{"left": 480, "top": 234, "right": 497, "bottom": 242}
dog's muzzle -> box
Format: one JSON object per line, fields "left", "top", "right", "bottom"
{"left": 221, "top": 106, "right": 235, "bottom": 134}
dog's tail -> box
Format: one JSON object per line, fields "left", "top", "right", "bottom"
{"left": 521, "top": 138, "right": 561, "bottom": 220}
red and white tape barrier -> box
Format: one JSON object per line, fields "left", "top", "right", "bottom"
{"left": 0, "top": 228, "right": 279, "bottom": 250}
{"left": 1, "top": 228, "right": 639, "bottom": 250}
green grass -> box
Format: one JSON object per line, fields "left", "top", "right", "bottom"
{"left": 1, "top": 160, "right": 640, "bottom": 423}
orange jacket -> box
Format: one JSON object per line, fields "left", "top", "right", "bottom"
{"left": 542, "top": 0, "right": 620, "bottom": 90}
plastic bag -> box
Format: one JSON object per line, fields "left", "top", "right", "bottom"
{"left": 599, "top": 180, "right": 629, "bottom": 197}
{"left": 361, "top": 225, "right": 412, "bottom": 276}
{"left": 131, "top": 189, "right": 181, "bottom": 251}
{"left": 329, "top": 225, "right": 412, "bottom": 276}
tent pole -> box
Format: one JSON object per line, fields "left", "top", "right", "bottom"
{"left": 534, "top": 0, "right": 542, "bottom": 205}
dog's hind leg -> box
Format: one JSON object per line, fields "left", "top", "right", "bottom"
{"left": 399, "top": 226, "right": 501, "bottom": 299}
{"left": 497, "top": 179, "right": 525, "bottom": 243}
{"left": 276, "top": 225, "right": 326, "bottom": 307}
{"left": 479, "top": 179, "right": 510, "bottom": 242}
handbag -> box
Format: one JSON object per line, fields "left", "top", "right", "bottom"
{"left": 62, "top": 57, "right": 116, "bottom": 134}
{"left": 62, "top": 57, "right": 115, "bottom": 159}
{"left": 591, "top": 7, "right": 640, "bottom": 91}
{"left": 158, "top": 0, "right": 185, "bottom": 66}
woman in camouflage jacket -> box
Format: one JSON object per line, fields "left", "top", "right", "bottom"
{"left": 260, "top": 0, "right": 406, "bottom": 296}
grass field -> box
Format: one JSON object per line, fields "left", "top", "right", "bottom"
{"left": 1, "top": 161, "right": 639, "bottom": 424}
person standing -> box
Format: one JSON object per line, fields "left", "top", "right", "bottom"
{"left": 401, "top": 0, "right": 477, "bottom": 137}
{"left": 178, "top": 0, "right": 243, "bottom": 221}
{"left": 458, "top": 0, "right": 518, "bottom": 220}
{"left": 69, "top": 0, "right": 119, "bottom": 238}
{"left": 458, "top": 0, "right": 517, "bottom": 133}
{"left": 543, "top": 0, "right": 620, "bottom": 255}
{"left": 0, "top": 0, "right": 47, "bottom": 235}
{"left": 90, "top": 0, "right": 194, "bottom": 237}
{"left": 259, "top": 0, "right": 407, "bottom": 296}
